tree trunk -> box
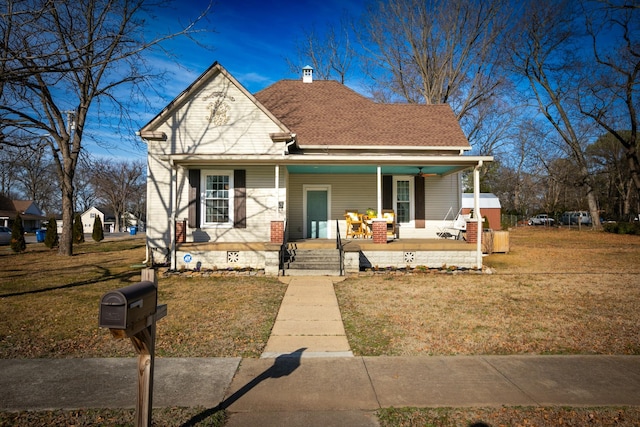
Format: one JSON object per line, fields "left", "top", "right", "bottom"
{"left": 627, "top": 147, "right": 640, "bottom": 204}
{"left": 58, "top": 183, "right": 74, "bottom": 256}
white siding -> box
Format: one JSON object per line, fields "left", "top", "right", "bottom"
{"left": 151, "top": 72, "right": 283, "bottom": 157}
{"left": 424, "top": 175, "right": 461, "bottom": 219}
{"left": 146, "top": 151, "right": 174, "bottom": 250}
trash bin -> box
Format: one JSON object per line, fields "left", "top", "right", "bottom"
{"left": 35, "top": 229, "right": 45, "bottom": 242}
{"left": 129, "top": 226, "right": 137, "bottom": 235}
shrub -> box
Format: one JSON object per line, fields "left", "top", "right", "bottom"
{"left": 44, "top": 217, "right": 59, "bottom": 248}
{"left": 603, "top": 221, "right": 640, "bottom": 235}
{"left": 73, "top": 213, "right": 84, "bottom": 244}
{"left": 92, "top": 216, "right": 104, "bottom": 242}
{"left": 10, "top": 213, "right": 26, "bottom": 253}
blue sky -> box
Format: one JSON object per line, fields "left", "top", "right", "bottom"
{"left": 87, "top": 0, "right": 366, "bottom": 161}
{"left": 170, "top": 0, "right": 365, "bottom": 92}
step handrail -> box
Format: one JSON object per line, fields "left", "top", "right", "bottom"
{"left": 336, "top": 219, "right": 344, "bottom": 276}
{"left": 280, "top": 220, "right": 288, "bottom": 276}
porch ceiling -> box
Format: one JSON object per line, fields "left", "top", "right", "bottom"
{"left": 286, "top": 165, "right": 468, "bottom": 175}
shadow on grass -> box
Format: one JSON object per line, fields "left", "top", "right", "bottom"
{"left": 180, "top": 348, "right": 307, "bottom": 427}
{"left": 0, "top": 267, "right": 141, "bottom": 298}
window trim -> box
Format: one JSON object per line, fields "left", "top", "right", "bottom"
{"left": 200, "top": 169, "right": 234, "bottom": 228}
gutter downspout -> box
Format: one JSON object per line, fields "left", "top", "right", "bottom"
{"left": 170, "top": 159, "right": 177, "bottom": 271}
{"left": 474, "top": 161, "right": 483, "bottom": 269}
{"left": 275, "top": 165, "right": 280, "bottom": 220}
{"left": 283, "top": 133, "right": 296, "bottom": 156}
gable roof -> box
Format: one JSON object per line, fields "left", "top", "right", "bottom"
{"left": 254, "top": 80, "right": 470, "bottom": 149}
{"left": 139, "top": 62, "right": 290, "bottom": 139}
{"left": 0, "top": 196, "right": 46, "bottom": 220}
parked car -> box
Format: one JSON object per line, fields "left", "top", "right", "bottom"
{"left": 561, "top": 211, "right": 592, "bottom": 225}
{"left": 528, "top": 214, "right": 555, "bottom": 226}
{"left": 0, "top": 226, "right": 12, "bottom": 245}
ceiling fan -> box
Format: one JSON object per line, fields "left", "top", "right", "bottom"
{"left": 416, "top": 167, "right": 437, "bottom": 177}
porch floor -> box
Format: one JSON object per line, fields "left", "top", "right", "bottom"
{"left": 285, "top": 238, "right": 471, "bottom": 252}
{"left": 177, "top": 238, "right": 472, "bottom": 252}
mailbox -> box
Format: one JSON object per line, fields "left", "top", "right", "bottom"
{"left": 99, "top": 281, "right": 157, "bottom": 334}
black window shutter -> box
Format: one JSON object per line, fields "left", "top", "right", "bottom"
{"left": 188, "top": 169, "right": 200, "bottom": 228}
{"left": 382, "top": 175, "right": 393, "bottom": 210}
{"left": 415, "top": 175, "right": 425, "bottom": 228}
{"left": 234, "top": 170, "right": 246, "bottom": 228}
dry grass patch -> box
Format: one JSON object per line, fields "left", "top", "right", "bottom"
{"left": 378, "top": 406, "right": 640, "bottom": 427}
{"left": 0, "top": 239, "right": 286, "bottom": 358}
{"left": 336, "top": 227, "right": 640, "bottom": 356}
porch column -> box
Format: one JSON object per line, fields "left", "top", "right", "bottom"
{"left": 474, "top": 161, "right": 482, "bottom": 268}
{"left": 376, "top": 165, "right": 382, "bottom": 219}
{"left": 275, "top": 164, "right": 280, "bottom": 220}
{"left": 372, "top": 219, "right": 387, "bottom": 244}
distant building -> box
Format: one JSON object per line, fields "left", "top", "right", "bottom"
{"left": 461, "top": 193, "right": 502, "bottom": 230}
{"left": 0, "top": 196, "right": 47, "bottom": 231}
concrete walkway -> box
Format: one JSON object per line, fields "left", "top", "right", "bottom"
{"left": 261, "top": 276, "right": 353, "bottom": 358}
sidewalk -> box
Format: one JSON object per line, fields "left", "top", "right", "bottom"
{"left": 1, "top": 276, "right": 640, "bottom": 426}
{"left": 1, "top": 356, "right": 639, "bottom": 422}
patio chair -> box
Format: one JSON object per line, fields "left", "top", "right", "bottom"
{"left": 345, "top": 210, "right": 365, "bottom": 238}
{"left": 382, "top": 209, "right": 397, "bottom": 239}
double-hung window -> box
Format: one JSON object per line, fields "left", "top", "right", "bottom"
{"left": 201, "top": 171, "right": 233, "bottom": 226}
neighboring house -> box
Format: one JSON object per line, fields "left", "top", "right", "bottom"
{"left": 139, "top": 63, "right": 493, "bottom": 274}
{"left": 0, "top": 196, "right": 46, "bottom": 231}
{"left": 461, "top": 193, "right": 502, "bottom": 231}
{"left": 81, "top": 207, "right": 107, "bottom": 234}
{"left": 58, "top": 206, "right": 118, "bottom": 234}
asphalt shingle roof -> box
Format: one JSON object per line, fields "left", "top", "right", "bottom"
{"left": 255, "top": 79, "right": 470, "bottom": 149}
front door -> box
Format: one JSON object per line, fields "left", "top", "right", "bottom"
{"left": 306, "top": 190, "right": 328, "bottom": 238}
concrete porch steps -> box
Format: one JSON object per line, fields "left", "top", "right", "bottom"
{"left": 283, "top": 247, "right": 342, "bottom": 276}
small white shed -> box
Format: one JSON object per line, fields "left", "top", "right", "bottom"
{"left": 461, "top": 193, "right": 501, "bottom": 230}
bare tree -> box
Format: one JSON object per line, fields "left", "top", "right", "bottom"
{"left": 74, "top": 153, "right": 99, "bottom": 213}
{"left": 587, "top": 131, "right": 637, "bottom": 220}
{"left": 287, "top": 12, "right": 355, "bottom": 84}
{"left": 0, "top": 145, "right": 21, "bottom": 198}
{"left": 13, "top": 139, "right": 58, "bottom": 214}
{"left": 578, "top": 0, "right": 640, "bottom": 208}
{"left": 358, "top": 0, "right": 510, "bottom": 127}
{"left": 505, "top": 0, "right": 603, "bottom": 228}
{"left": 91, "top": 159, "right": 145, "bottom": 232}
{"left": 0, "top": 0, "right": 210, "bottom": 255}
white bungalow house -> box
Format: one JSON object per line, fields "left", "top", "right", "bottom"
{"left": 80, "top": 207, "right": 106, "bottom": 234}
{"left": 139, "top": 63, "right": 493, "bottom": 275}
{"left": 79, "top": 206, "right": 141, "bottom": 234}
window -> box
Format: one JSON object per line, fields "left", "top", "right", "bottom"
{"left": 90, "top": 213, "right": 95, "bottom": 218}
{"left": 393, "top": 177, "right": 414, "bottom": 224}
{"left": 201, "top": 171, "right": 233, "bottom": 226}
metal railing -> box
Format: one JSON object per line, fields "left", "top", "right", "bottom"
{"left": 279, "top": 221, "right": 288, "bottom": 276}
{"left": 336, "top": 219, "right": 344, "bottom": 276}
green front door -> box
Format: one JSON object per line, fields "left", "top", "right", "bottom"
{"left": 307, "top": 190, "right": 328, "bottom": 238}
